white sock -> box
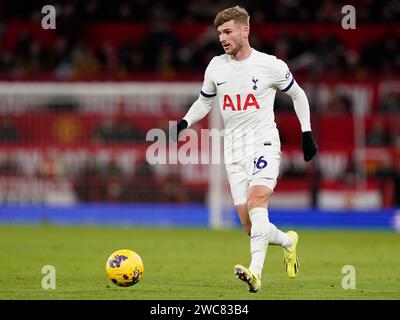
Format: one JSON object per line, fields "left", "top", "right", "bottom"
{"left": 248, "top": 207, "right": 270, "bottom": 279}
{"left": 268, "top": 223, "right": 293, "bottom": 249}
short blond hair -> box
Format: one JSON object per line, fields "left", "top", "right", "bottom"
{"left": 214, "top": 5, "right": 250, "bottom": 28}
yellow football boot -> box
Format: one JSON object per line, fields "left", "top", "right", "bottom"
{"left": 283, "top": 231, "right": 300, "bottom": 278}
{"left": 234, "top": 264, "right": 261, "bottom": 293}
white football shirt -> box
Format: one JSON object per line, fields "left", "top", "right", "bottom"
{"left": 201, "top": 49, "right": 295, "bottom": 163}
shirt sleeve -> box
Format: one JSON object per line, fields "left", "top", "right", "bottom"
{"left": 271, "top": 58, "right": 295, "bottom": 92}
{"left": 182, "top": 95, "right": 214, "bottom": 128}
{"left": 283, "top": 80, "right": 312, "bottom": 132}
{"left": 183, "top": 59, "right": 217, "bottom": 127}
{"left": 200, "top": 58, "right": 217, "bottom": 98}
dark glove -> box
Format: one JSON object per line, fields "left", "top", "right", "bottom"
{"left": 170, "top": 119, "right": 188, "bottom": 141}
{"left": 302, "top": 131, "right": 318, "bottom": 162}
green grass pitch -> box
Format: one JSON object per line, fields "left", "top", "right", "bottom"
{"left": 0, "top": 225, "right": 399, "bottom": 300}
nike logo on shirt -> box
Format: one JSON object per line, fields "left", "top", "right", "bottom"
{"left": 217, "top": 81, "right": 227, "bottom": 86}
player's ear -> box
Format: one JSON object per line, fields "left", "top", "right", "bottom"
{"left": 242, "top": 25, "right": 249, "bottom": 38}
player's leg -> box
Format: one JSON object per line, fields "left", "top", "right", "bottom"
{"left": 233, "top": 184, "right": 271, "bottom": 293}
{"left": 230, "top": 151, "right": 291, "bottom": 243}
{"left": 247, "top": 185, "right": 299, "bottom": 279}
{"left": 227, "top": 165, "right": 262, "bottom": 292}
{"left": 269, "top": 222, "right": 293, "bottom": 247}
{"left": 250, "top": 148, "right": 300, "bottom": 279}
{"left": 246, "top": 184, "right": 272, "bottom": 281}
{"left": 236, "top": 204, "right": 293, "bottom": 248}
{"left": 232, "top": 206, "right": 264, "bottom": 292}
{"left": 228, "top": 160, "right": 298, "bottom": 289}
{"left": 283, "top": 230, "right": 300, "bottom": 278}
{"left": 235, "top": 199, "right": 298, "bottom": 282}
{"left": 235, "top": 204, "right": 251, "bottom": 235}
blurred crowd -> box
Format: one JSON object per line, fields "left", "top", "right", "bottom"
{"left": 0, "top": 0, "right": 399, "bottom": 80}
{"left": 0, "top": 0, "right": 399, "bottom": 206}
{"left": 2, "top": 0, "right": 399, "bottom": 23}
{"left": 74, "top": 160, "right": 190, "bottom": 203}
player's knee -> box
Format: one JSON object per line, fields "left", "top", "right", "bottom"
{"left": 247, "top": 186, "right": 272, "bottom": 209}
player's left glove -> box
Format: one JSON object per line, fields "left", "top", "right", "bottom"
{"left": 302, "top": 131, "right": 318, "bottom": 162}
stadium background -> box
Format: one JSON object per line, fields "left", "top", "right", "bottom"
{"left": 0, "top": 0, "right": 398, "bottom": 229}
{"left": 0, "top": 0, "right": 399, "bottom": 301}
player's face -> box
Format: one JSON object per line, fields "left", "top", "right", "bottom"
{"left": 217, "top": 20, "right": 248, "bottom": 56}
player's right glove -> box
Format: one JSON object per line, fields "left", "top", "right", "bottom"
{"left": 301, "top": 131, "right": 318, "bottom": 162}
{"left": 170, "top": 119, "right": 188, "bottom": 141}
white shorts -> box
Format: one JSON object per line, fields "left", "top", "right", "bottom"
{"left": 226, "top": 144, "right": 281, "bottom": 206}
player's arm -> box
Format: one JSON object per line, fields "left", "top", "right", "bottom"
{"left": 172, "top": 60, "right": 217, "bottom": 141}
{"left": 283, "top": 81, "right": 318, "bottom": 161}
{"left": 274, "top": 59, "right": 318, "bottom": 161}
{"left": 183, "top": 92, "right": 216, "bottom": 128}
{"left": 172, "top": 93, "right": 215, "bottom": 141}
